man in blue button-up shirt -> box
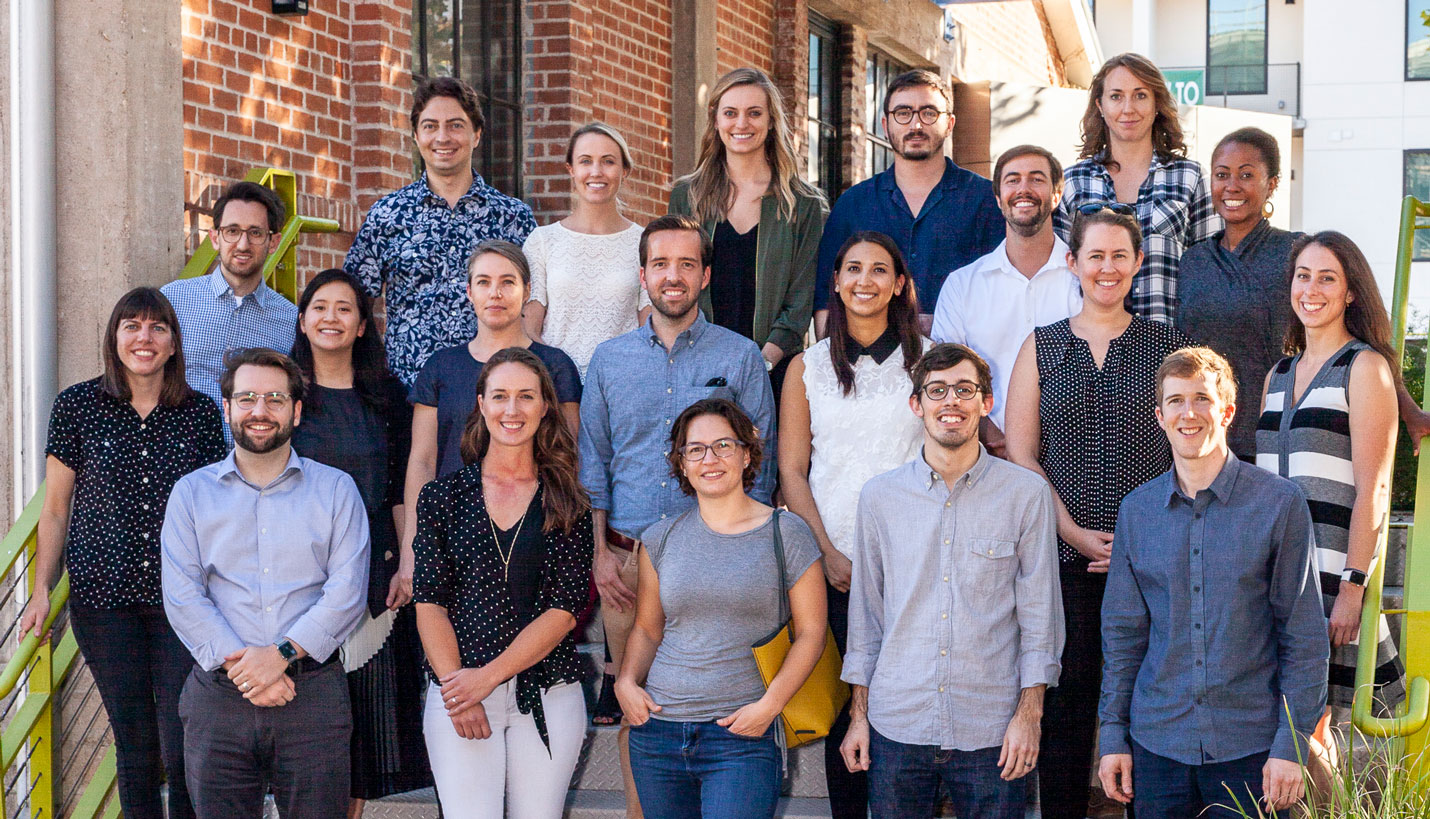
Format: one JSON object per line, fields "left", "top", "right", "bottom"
{"left": 1098, "top": 347, "right": 1328, "bottom": 817}
{"left": 579, "top": 215, "right": 775, "bottom": 816}
{"left": 814, "top": 70, "right": 1002, "bottom": 335}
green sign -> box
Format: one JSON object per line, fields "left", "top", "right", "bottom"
{"left": 1162, "top": 68, "right": 1205, "bottom": 105}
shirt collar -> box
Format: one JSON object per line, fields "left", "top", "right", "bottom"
{"left": 843, "top": 325, "right": 901, "bottom": 365}
{"left": 876, "top": 156, "right": 959, "bottom": 196}
{"left": 987, "top": 236, "right": 1073, "bottom": 281}
{"left": 918, "top": 443, "right": 991, "bottom": 491}
{"left": 1162, "top": 451, "right": 1241, "bottom": 507}
{"left": 1213, "top": 218, "right": 1274, "bottom": 258}
{"left": 420, "top": 170, "right": 489, "bottom": 207}
{"left": 207, "top": 269, "right": 277, "bottom": 309}
{"left": 217, "top": 446, "right": 305, "bottom": 490}
{"left": 641, "top": 310, "right": 710, "bottom": 348}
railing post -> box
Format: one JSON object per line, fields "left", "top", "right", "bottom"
{"left": 23, "top": 531, "right": 55, "bottom": 819}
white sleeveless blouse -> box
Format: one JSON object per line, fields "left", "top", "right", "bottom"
{"left": 803, "top": 336, "right": 929, "bottom": 558}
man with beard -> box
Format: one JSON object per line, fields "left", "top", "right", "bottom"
{"left": 814, "top": 70, "right": 1003, "bottom": 336}
{"left": 932, "top": 145, "right": 1080, "bottom": 455}
{"left": 161, "top": 348, "right": 369, "bottom": 819}
{"left": 840, "top": 343, "right": 1062, "bottom": 819}
{"left": 579, "top": 214, "right": 775, "bottom": 817}
{"left": 163, "top": 183, "right": 298, "bottom": 444}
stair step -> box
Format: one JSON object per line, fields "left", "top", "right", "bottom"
{"left": 364, "top": 787, "right": 835, "bottom": 818}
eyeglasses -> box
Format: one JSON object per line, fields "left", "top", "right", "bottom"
{"left": 888, "top": 106, "right": 947, "bottom": 126}
{"left": 678, "top": 438, "right": 745, "bottom": 462}
{"left": 1076, "top": 202, "right": 1136, "bottom": 217}
{"left": 216, "top": 225, "right": 275, "bottom": 244}
{"left": 231, "top": 391, "right": 292, "bottom": 411}
{"left": 918, "top": 381, "right": 981, "bottom": 402}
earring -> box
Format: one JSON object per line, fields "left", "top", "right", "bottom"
{"left": 1262, "top": 200, "right": 1274, "bottom": 218}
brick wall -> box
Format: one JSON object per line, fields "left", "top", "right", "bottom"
{"left": 716, "top": 0, "right": 774, "bottom": 77}
{"left": 944, "top": 0, "right": 1067, "bottom": 88}
{"left": 839, "top": 25, "right": 870, "bottom": 188}
{"left": 773, "top": 0, "right": 811, "bottom": 168}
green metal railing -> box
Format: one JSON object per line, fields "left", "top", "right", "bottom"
{"left": 178, "top": 167, "right": 342, "bottom": 303}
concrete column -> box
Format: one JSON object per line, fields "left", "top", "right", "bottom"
{"left": 671, "top": 0, "right": 718, "bottom": 178}
{"left": 1130, "top": 0, "right": 1156, "bottom": 57}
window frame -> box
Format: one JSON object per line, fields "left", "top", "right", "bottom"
{"left": 1407, "top": 149, "right": 1430, "bottom": 262}
{"left": 1205, "top": 0, "right": 1269, "bottom": 96}
{"left": 807, "top": 12, "right": 843, "bottom": 197}
{"left": 865, "top": 49, "right": 908, "bottom": 179}
{"left": 1409, "top": 0, "right": 1430, "bottom": 82}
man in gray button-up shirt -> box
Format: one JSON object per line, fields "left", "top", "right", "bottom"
{"left": 839, "top": 343, "right": 1063, "bottom": 819}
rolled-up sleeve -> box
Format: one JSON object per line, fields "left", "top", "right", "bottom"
{"left": 161, "top": 478, "right": 246, "bottom": 671}
{"left": 1015, "top": 485, "right": 1064, "bottom": 689}
{"left": 1098, "top": 505, "right": 1150, "bottom": 758}
{"left": 577, "top": 357, "right": 615, "bottom": 512}
{"left": 284, "top": 476, "right": 371, "bottom": 662}
{"left": 841, "top": 488, "right": 885, "bottom": 688}
{"left": 1268, "top": 490, "right": 1330, "bottom": 761}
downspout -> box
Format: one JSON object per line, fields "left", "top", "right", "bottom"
{"left": 9, "top": 0, "right": 57, "bottom": 512}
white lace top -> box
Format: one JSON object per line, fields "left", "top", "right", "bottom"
{"left": 524, "top": 221, "right": 650, "bottom": 379}
{"left": 803, "top": 336, "right": 929, "bottom": 558}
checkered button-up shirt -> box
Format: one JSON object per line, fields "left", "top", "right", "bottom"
{"left": 1053, "top": 153, "right": 1220, "bottom": 325}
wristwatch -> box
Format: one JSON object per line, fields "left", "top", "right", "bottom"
{"left": 275, "top": 638, "right": 300, "bottom": 665}
{"left": 1341, "top": 567, "right": 1368, "bottom": 588}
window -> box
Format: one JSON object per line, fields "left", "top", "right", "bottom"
{"left": 1410, "top": 0, "right": 1430, "bottom": 81}
{"left": 1408, "top": 151, "right": 1430, "bottom": 261}
{"left": 1206, "top": 0, "right": 1267, "bottom": 95}
{"left": 807, "top": 13, "right": 842, "bottom": 197}
{"left": 866, "top": 50, "right": 908, "bottom": 179}
{"left": 412, "top": 0, "right": 524, "bottom": 197}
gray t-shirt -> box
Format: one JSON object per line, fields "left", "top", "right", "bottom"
{"left": 641, "top": 509, "right": 822, "bottom": 722}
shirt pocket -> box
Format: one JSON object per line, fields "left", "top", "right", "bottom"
{"left": 967, "top": 537, "right": 1017, "bottom": 583}
{"left": 674, "top": 384, "right": 735, "bottom": 413}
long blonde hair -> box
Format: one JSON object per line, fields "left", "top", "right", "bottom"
{"left": 679, "top": 67, "right": 823, "bottom": 222}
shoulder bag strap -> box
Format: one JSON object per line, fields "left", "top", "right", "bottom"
{"left": 770, "top": 509, "right": 791, "bottom": 626}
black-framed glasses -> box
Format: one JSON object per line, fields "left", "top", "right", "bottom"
{"left": 231, "top": 391, "right": 292, "bottom": 411}
{"left": 1076, "top": 202, "right": 1136, "bottom": 217}
{"left": 888, "top": 105, "right": 947, "bottom": 126}
{"left": 678, "top": 438, "right": 745, "bottom": 462}
{"left": 919, "top": 381, "right": 981, "bottom": 402}
{"left": 216, "top": 225, "right": 275, "bottom": 244}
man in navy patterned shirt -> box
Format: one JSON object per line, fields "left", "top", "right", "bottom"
{"left": 345, "top": 77, "right": 536, "bottom": 386}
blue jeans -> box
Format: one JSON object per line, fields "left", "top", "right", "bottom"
{"left": 867, "top": 728, "right": 1024, "bottom": 819}
{"left": 1131, "top": 740, "right": 1267, "bottom": 819}
{"left": 628, "top": 718, "right": 781, "bottom": 819}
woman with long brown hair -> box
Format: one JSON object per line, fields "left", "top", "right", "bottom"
{"left": 412, "top": 346, "right": 593, "bottom": 818}
{"left": 670, "top": 66, "right": 827, "bottom": 401}
{"left": 1054, "top": 52, "right": 1220, "bottom": 326}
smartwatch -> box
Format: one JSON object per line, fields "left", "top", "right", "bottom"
{"left": 275, "top": 638, "right": 300, "bottom": 664}
{"left": 1341, "top": 567, "right": 1368, "bottom": 588}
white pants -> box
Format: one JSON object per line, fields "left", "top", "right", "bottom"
{"left": 423, "top": 679, "right": 586, "bottom": 819}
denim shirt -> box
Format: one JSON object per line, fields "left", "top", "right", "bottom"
{"left": 1099, "top": 455, "right": 1329, "bottom": 764}
{"left": 578, "top": 314, "right": 776, "bottom": 541}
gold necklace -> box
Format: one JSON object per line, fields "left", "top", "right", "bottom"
{"left": 489, "top": 508, "right": 529, "bottom": 582}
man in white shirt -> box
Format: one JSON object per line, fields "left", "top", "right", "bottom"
{"left": 932, "top": 145, "right": 1080, "bottom": 454}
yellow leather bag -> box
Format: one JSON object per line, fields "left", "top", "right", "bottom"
{"left": 750, "top": 509, "right": 850, "bottom": 749}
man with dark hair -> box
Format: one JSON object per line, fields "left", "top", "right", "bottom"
{"left": 162, "top": 182, "right": 297, "bottom": 440}
{"left": 345, "top": 75, "right": 536, "bottom": 386}
{"left": 162, "top": 348, "right": 369, "bottom": 819}
{"left": 579, "top": 215, "right": 775, "bottom": 818}
{"left": 1098, "top": 346, "right": 1327, "bottom": 818}
{"left": 815, "top": 70, "right": 1002, "bottom": 336}
{"left": 840, "top": 342, "right": 1062, "bottom": 819}
{"left": 932, "top": 144, "right": 1078, "bottom": 453}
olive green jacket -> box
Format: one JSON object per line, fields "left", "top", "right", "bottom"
{"left": 668, "top": 179, "right": 828, "bottom": 356}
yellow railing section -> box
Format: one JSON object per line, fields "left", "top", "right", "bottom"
{"left": 1354, "top": 195, "right": 1430, "bottom": 769}
{"left": 178, "top": 167, "right": 342, "bottom": 303}
{"left": 0, "top": 486, "right": 119, "bottom": 818}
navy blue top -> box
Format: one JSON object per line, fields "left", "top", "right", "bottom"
{"left": 1099, "top": 455, "right": 1329, "bottom": 765}
{"left": 815, "top": 157, "right": 1002, "bottom": 314}
{"left": 410, "top": 342, "right": 582, "bottom": 479}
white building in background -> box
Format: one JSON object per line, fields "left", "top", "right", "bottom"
{"left": 1088, "top": 0, "right": 1430, "bottom": 307}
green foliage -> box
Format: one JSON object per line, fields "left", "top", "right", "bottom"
{"left": 1393, "top": 338, "right": 1426, "bottom": 513}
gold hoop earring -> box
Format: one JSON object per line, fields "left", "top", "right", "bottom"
{"left": 1262, "top": 200, "right": 1274, "bottom": 218}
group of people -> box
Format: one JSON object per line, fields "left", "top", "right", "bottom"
{"left": 23, "top": 48, "right": 1421, "bottom": 819}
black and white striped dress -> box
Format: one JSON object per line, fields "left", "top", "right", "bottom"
{"left": 1256, "top": 339, "right": 1406, "bottom": 710}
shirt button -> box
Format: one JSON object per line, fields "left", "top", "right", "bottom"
{"left": 943, "top": 576, "right": 949, "bottom": 583}
{"left": 938, "top": 686, "right": 944, "bottom": 693}
{"left": 1194, "top": 623, "right": 1202, "bottom": 630}
{"left": 1196, "top": 659, "right": 1203, "bottom": 666}
{"left": 667, "top": 388, "right": 672, "bottom": 394}
{"left": 1193, "top": 585, "right": 1200, "bottom": 593}
{"left": 265, "top": 606, "right": 272, "bottom": 612}
{"left": 943, "top": 539, "right": 951, "bottom": 545}
{"left": 987, "top": 548, "right": 994, "bottom": 555}
{"left": 1196, "top": 697, "right": 1204, "bottom": 705}
{"left": 661, "top": 514, "right": 667, "bottom": 519}
{"left": 944, "top": 501, "right": 951, "bottom": 508}
{"left": 665, "top": 419, "right": 671, "bottom": 425}
{"left": 661, "top": 481, "right": 668, "bottom": 488}
{"left": 263, "top": 568, "right": 269, "bottom": 574}
{"left": 261, "top": 528, "right": 267, "bottom": 534}
{"left": 668, "top": 359, "right": 674, "bottom": 365}
{"left": 942, "top": 612, "right": 948, "bottom": 619}
{"left": 1194, "top": 512, "right": 1201, "bottom": 519}
{"left": 940, "top": 650, "right": 947, "bottom": 656}
{"left": 1193, "top": 548, "right": 1200, "bottom": 555}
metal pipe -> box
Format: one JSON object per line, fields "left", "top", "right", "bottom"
{"left": 9, "top": 0, "right": 58, "bottom": 514}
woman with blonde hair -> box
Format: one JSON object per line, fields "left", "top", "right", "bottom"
{"left": 523, "top": 122, "right": 650, "bottom": 380}
{"left": 1053, "top": 52, "right": 1219, "bottom": 325}
{"left": 670, "top": 66, "right": 827, "bottom": 401}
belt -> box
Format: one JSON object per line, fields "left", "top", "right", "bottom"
{"left": 286, "top": 654, "right": 340, "bottom": 676}
{"left": 605, "top": 527, "right": 638, "bottom": 552}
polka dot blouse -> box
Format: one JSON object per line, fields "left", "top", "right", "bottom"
{"left": 1034, "top": 317, "right": 1193, "bottom": 564}
{"left": 412, "top": 464, "right": 593, "bottom": 748}
{"left": 45, "top": 378, "right": 226, "bottom": 608}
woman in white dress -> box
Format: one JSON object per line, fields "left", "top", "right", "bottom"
{"left": 522, "top": 122, "right": 650, "bottom": 379}
{"left": 778, "top": 230, "right": 926, "bottom": 819}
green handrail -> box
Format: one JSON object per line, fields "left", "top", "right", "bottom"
{"left": 178, "top": 167, "right": 342, "bottom": 303}
{"left": 1355, "top": 194, "right": 1430, "bottom": 739}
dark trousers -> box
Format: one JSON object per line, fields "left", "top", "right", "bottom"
{"left": 867, "top": 729, "right": 1025, "bottom": 819}
{"left": 824, "top": 583, "right": 868, "bottom": 819}
{"left": 179, "top": 660, "right": 352, "bottom": 819}
{"left": 1131, "top": 740, "right": 1267, "bottom": 819}
{"left": 70, "top": 604, "right": 196, "bottom": 819}
{"left": 1039, "top": 567, "right": 1106, "bottom": 819}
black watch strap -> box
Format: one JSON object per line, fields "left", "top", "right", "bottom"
{"left": 275, "top": 638, "right": 299, "bottom": 664}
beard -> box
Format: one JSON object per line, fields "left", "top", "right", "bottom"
{"left": 926, "top": 421, "right": 979, "bottom": 452}
{"left": 231, "top": 418, "right": 295, "bottom": 454}
{"left": 649, "top": 289, "right": 698, "bottom": 321}
{"left": 1003, "top": 199, "right": 1052, "bottom": 237}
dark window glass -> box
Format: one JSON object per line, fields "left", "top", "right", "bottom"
{"left": 807, "top": 13, "right": 842, "bottom": 197}
{"left": 1410, "top": 0, "right": 1430, "bottom": 80}
{"left": 411, "top": 0, "right": 523, "bottom": 197}
{"left": 866, "top": 50, "right": 908, "bottom": 179}
{"left": 1408, "top": 150, "right": 1430, "bottom": 261}
{"left": 1206, "top": 0, "right": 1267, "bottom": 95}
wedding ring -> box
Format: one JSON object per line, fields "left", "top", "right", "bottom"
{"left": 241, "top": 682, "right": 251, "bottom": 691}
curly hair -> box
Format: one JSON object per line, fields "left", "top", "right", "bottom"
{"left": 1078, "top": 53, "right": 1187, "bottom": 167}
{"left": 665, "top": 399, "right": 764, "bottom": 496}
